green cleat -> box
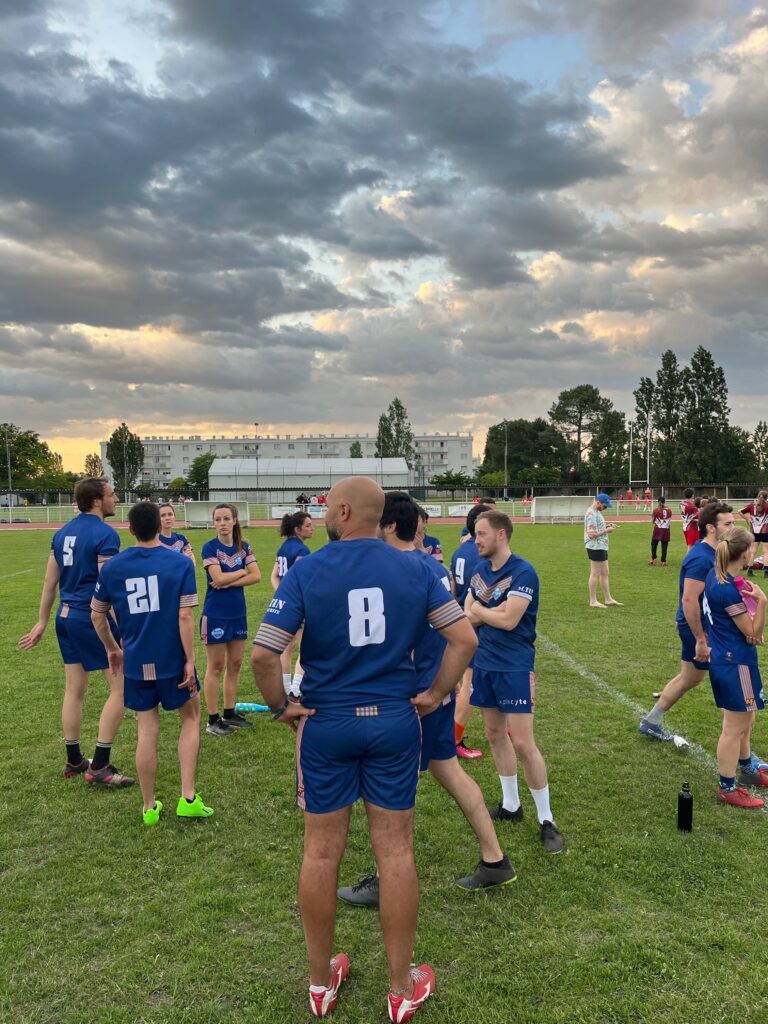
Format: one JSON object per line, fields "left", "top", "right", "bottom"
{"left": 176, "top": 793, "right": 214, "bottom": 819}
{"left": 143, "top": 800, "right": 163, "bottom": 827}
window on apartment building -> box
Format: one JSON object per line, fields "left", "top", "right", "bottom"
{"left": 288, "top": 444, "right": 295, "bottom": 449}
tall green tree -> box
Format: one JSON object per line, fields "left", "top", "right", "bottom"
{"left": 753, "top": 421, "right": 768, "bottom": 474}
{"left": 375, "top": 398, "right": 416, "bottom": 466}
{"left": 652, "top": 350, "right": 684, "bottom": 480}
{"left": 0, "top": 423, "right": 62, "bottom": 488}
{"left": 676, "top": 347, "right": 731, "bottom": 480}
{"left": 482, "top": 418, "right": 569, "bottom": 479}
{"left": 584, "top": 409, "right": 628, "bottom": 484}
{"left": 548, "top": 385, "right": 612, "bottom": 474}
{"left": 186, "top": 451, "right": 216, "bottom": 493}
{"left": 105, "top": 423, "right": 144, "bottom": 496}
{"left": 349, "top": 441, "right": 363, "bottom": 458}
{"left": 375, "top": 414, "right": 394, "bottom": 457}
{"left": 84, "top": 452, "right": 103, "bottom": 477}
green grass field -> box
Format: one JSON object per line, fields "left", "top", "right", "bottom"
{"left": 2, "top": 523, "right": 767, "bottom": 1024}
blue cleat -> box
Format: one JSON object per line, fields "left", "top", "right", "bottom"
{"left": 638, "top": 719, "right": 677, "bottom": 742}
{"left": 750, "top": 751, "right": 768, "bottom": 772}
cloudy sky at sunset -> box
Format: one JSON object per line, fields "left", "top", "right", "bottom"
{"left": 2, "top": 0, "right": 767, "bottom": 469}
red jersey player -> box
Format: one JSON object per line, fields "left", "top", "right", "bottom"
{"left": 739, "top": 490, "right": 768, "bottom": 575}
{"left": 679, "top": 488, "right": 698, "bottom": 549}
{"left": 649, "top": 497, "right": 672, "bottom": 566}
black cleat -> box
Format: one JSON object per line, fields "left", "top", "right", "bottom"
{"left": 540, "top": 820, "right": 565, "bottom": 854}
{"left": 489, "top": 802, "right": 524, "bottom": 822}
{"left": 456, "top": 855, "right": 518, "bottom": 890}
{"left": 337, "top": 873, "right": 379, "bottom": 907}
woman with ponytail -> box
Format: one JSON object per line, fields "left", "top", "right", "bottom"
{"left": 201, "top": 503, "right": 261, "bottom": 736}
{"left": 270, "top": 510, "right": 314, "bottom": 697}
{"left": 703, "top": 527, "right": 767, "bottom": 809}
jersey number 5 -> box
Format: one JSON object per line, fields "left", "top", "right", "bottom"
{"left": 62, "top": 536, "right": 76, "bottom": 566}
{"left": 127, "top": 576, "right": 160, "bottom": 615}
{"left": 348, "top": 588, "right": 385, "bottom": 646}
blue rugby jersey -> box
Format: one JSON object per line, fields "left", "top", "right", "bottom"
{"left": 201, "top": 537, "right": 257, "bottom": 619}
{"left": 275, "top": 536, "right": 311, "bottom": 579}
{"left": 450, "top": 538, "right": 483, "bottom": 605}
{"left": 423, "top": 534, "right": 443, "bottom": 563}
{"left": 469, "top": 553, "right": 538, "bottom": 672}
{"left": 52, "top": 514, "right": 120, "bottom": 619}
{"left": 159, "top": 531, "right": 191, "bottom": 555}
{"left": 254, "top": 538, "right": 464, "bottom": 707}
{"left": 92, "top": 546, "right": 198, "bottom": 680}
{"left": 703, "top": 569, "right": 758, "bottom": 667}
{"left": 675, "top": 541, "right": 716, "bottom": 627}
{"left": 407, "top": 549, "right": 452, "bottom": 692}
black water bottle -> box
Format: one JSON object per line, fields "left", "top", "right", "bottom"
{"left": 677, "top": 781, "right": 693, "bottom": 832}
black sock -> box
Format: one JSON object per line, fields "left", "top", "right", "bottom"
{"left": 65, "top": 740, "right": 82, "bottom": 765}
{"left": 208, "top": 713, "right": 220, "bottom": 726}
{"left": 185, "top": 796, "right": 195, "bottom": 804}
{"left": 223, "top": 708, "right": 234, "bottom": 719}
{"left": 91, "top": 742, "right": 112, "bottom": 771}
{"left": 481, "top": 856, "right": 507, "bottom": 869}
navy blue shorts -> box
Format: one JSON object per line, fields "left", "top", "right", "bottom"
{"left": 124, "top": 669, "right": 200, "bottom": 712}
{"left": 420, "top": 692, "right": 457, "bottom": 771}
{"left": 677, "top": 622, "right": 709, "bottom": 671}
{"left": 709, "top": 663, "right": 764, "bottom": 713}
{"left": 55, "top": 611, "right": 120, "bottom": 672}
{"left": 470, "top": 667, "right": 535, "bottom": 714}
{"left": 200, "top": 615, "right": 248, "bottom": 645}
{"left": 295, "top": 704, "right": 421, "bottom": 814}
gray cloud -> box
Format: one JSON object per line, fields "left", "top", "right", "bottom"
{"left": 0, "top": 0, "right": 767, "bottom": 454}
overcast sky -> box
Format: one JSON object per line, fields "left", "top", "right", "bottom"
{"left": 2, "top": 0, "right": 767, "bottom": 469}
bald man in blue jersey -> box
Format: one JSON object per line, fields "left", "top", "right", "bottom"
{"left": 251, "top": 477, "right": 477, "bottom": 1022}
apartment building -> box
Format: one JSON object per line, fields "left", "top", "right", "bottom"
{"left": 101, "top": 431, "right": 475, "bottom": 488}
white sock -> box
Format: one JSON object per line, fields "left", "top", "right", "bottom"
{"left": 292, "top": 672, "right": 304, "bottom": 688}
{"left": 645, "top": 702, "right": 665, "bottom": 726}
{"left": 309, "top": 984, "right": 328, "bottom": 994}
{"left": 530, "top": 784, "right": 553, "bottom": 824}
{"left": 499, "top": 774, "right": 520, "bottom": 812}
{"left": 282, "top": 673, "right": 292, "bottom": 695}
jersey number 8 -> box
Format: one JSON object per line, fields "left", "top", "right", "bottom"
{"left": 348, "top": 588, "right": 386, "bottom": 647}
{"left": 127, "top": 575, "right": 160, "bottom": 615}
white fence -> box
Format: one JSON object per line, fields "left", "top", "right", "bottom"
{"left": 0, "top": 497, "right": 662, "bottom": 527}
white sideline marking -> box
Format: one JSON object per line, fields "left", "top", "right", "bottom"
{"left": 0, "top": 568, "right": 34, "bottom": 581}
{"left": 538, "top": 632, "right": 719, "bottom": 774}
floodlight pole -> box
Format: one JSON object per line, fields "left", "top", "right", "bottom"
{"left": 5, "top": 425, "right": 12, "bottom": 525}
{"left": 122, "top": 423, "right": 127, "bottom": 501}
{"left": 646, "top": 415, "right": 652, "bottom": 486}
{"left": 254, "top": 423, "right": 259, "bottom": 497}
{"left": 628, "top": 422, "right": 633, "bottom": 486}
{"left": 504, "top": 420, "right": 509, "bottom": 501}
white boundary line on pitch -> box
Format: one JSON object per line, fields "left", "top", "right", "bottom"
{"left": 538, "top": 632, "right": 719, "bottom": 774}
{"left": 0, "top": 568, "right": 34, "bottom": 581}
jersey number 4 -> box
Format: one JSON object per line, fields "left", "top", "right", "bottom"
{"left": 126, "top": 576, "right": 160, "bottom": 615}
{"left": 348, "top": 588, "right": 385, "bottom": 646}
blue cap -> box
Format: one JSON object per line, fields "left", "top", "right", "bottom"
{"left": 596, "top": 492, "right": 612, "bottom": 508}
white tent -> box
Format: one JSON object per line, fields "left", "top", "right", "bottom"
{"left": 208, "top": 456, "right": 411, "bottom": 499}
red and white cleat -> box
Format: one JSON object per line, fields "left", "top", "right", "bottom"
{"left": 456, "top": 740, "right": 483, "bottom": 760}
{"left": 717, "top": 786, "right": 765, "bottom": 809}
{"left": 309, "top": 953, "right": 349, "bottom": 1018}
{"left": 388, "top": 964, "right": 436, "bottom": 1023}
